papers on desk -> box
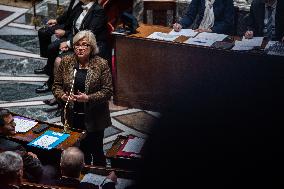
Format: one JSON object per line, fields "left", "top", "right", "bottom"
{"left": 28, "top": 130, "right": 70, "bottom": 150}
{"left": 232, "top": 37, "right": 264, "bottom": 51}
{"left": 13, "top": 116, "right": 38, "bottom": 133}
{"left": 168, "top": 29, "right": 198, "bottom": 37}
{"left": 195, "top": 32, "right": 228, "bottom": 42}
{"left": 182, "top": 32, "right": 228, "bottom": 47}
{"left": 82, "top": 173, "right": 134, "bottom": 189}
{"left": 147, "top": 32, "right": 179, "bottom": 41}
{"left": 184, "top": 38, "right": 215, "bottom": 47}
{"left": 265, "top": 41, "right": 284, "bottom": 56}
{"left": 122, "top": 137, "right": 145, "bottom": 154}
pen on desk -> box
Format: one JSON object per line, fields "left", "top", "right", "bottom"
{"left": 100, "top": 177, "right": 107, "bottom": 186}
{"left": 193, "top": 40, "right": 206, "bottom": 44}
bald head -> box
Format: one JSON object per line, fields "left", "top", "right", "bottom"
{"left": 60, "top": 147, "right": 85, "bottom": 178}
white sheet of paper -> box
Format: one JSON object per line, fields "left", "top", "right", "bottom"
{"left": 265, "top": 41, "right": 277, "bottom": 50}
{"left": 168, "top": 29, "right": 198, "bottom": 37}
{"left": 147, "top": 32, "right": 179, "bottom": 41}
{"left": 241, "top": 36, "right": 264, "bottom": 47}
{"left": 232, "top": 40, "right": 254, "bottom": 51}
{"left": 195, "top": 32, "right": 228, "bottom": 41}
{"left": 14, "top": 117, "right": 38, "bottom": 133}
{"left": 32, "top": 135, "right": 58, "bottom": 148}
{"left": 184, "top": 38, "right": 215, "bottom": 47}
{"left": 122, "top": 137, "right": 145, "bottom": 153}
{"left": 81, "top": 173, "right": 134, "bottom": 189}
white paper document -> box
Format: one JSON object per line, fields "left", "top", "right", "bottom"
{"left": 122, "top": 137, "right": 146, "bottom": 154}
{"left": 232, "top": 40, "right": 254, "bottom": 51}
{"left": 184, "top": 38, "right": 215, "bottom": 47}
{"left": 240, "top": 36, "right": 264, "bottom": 47}
{"left": 147, "top": 32, "right": 179, "bottom": 41}
{"left": 14, "top": 116, "right": 38, "bottom": 133}
{"left": 32, "top": 135, "right": 59, "bottom": 149}
{"left": 195, "top": 32, "right": 228, "bottom": 42}
{"left": 82, "top": 173, "right": 134, "bottom": 189}
{"left": 168, "top": 29, "right": 198, "bottom": 37}
{"left": 232, "top": 37, "right": 264, "bottom": 51}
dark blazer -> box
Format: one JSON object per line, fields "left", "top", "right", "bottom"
{"left": 247, "top": 0, "right": 284, "bottom": 40}
{"left": 55, "top": 177, "right": 80, "bottom": 188}
{"left": 179, "top": 0, "right": 234, "bottom": 34}
{"left": 64, "top": 2, "right": 108, "bottom": 44}
{"left": 56, "top": 0, "right": 82, "bottom": 25}
{"left": 0, "top": 137, "right": 43, "bottom": 183}
{"left": 52, "top": 54, "right": 113, "bottom": 132}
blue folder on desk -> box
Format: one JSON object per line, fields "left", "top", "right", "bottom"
{"left": 28, "top": 130, "right": 70, "bottom": 150}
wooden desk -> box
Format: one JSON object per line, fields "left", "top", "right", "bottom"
{"left": 8, "top": 114, "right": 86, "bottom": 151}
{"left": 106, "top": 135, "right": 142, "bottom": 170}
{"left": 5, "top": 113, "right": 86, "bottom": 165}
{"left": 113, "top": 24, "right": 284, "bottom": 111}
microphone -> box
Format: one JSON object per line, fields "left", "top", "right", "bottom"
{"left": 63, "top": 65, "right": 78, "bottom": 133}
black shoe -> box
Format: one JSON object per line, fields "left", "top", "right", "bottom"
{"left": 34, "top": 68, "right": 47, "bottom": 74}
{"left": 35, "top": 83, "right": 51, "bottom": 93}
{"left": 43, "top": 98, "right": 57, "bottom": 106}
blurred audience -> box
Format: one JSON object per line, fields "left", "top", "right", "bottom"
{"left": 0, "top": 151, "right": 23, "bottom": 189}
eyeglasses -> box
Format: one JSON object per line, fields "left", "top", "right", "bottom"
{"left": 74, "top": 43, "right": 90, "bottom": 50}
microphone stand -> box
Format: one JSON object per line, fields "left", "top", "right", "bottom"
{"left": 63, "top": 69, "right": 77, "bottom": 133}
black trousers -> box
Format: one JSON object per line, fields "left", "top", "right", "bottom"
{"left": 72, "top": 113, "right": 106, "bottom": 166}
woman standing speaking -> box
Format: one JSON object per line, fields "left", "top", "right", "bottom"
{"left": 52, "top": 30, "right": 113, "bottom": 166}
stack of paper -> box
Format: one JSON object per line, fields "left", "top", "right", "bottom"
{"left": 147, "top": 32, "right": 179, "bottom": 41}
{"left": 14, "top": 116, "right": 38, "bottom": 133}
{"left": 122, "top": 137, "right": 146, "bottom": 154}
{"left": 232, "top": 37, "right": 264, "bottom": 51}
{"left": 184, "top": 38, "right": 215, "bottom": 47}
{"left": 28, "top": 130, "right": 70, "bottom": 150}
{"left": 195, "top": 32, "right": 228, "bottom": 42}
{"left": 168, "top": 29, "right": 198, "bottom": 37}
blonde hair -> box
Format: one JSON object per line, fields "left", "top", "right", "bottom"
{"left": 73, "top": 30, "right": 99, "bottom": 55}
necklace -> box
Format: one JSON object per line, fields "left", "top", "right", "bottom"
{"left": 79, "top": 63, "right": 89, "bottom": 69}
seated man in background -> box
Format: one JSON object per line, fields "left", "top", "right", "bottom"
{"left": 244, "top": 0, "right": 284, "bottom": 41}
{"left": 0, "top": 109, "right": 45, "bottom": 183}
{"left": 173, "top": 0, "right": 234, "bottom": 34}
{"left": 52, "top": 147, "right": 116, "bottom": 189}
{"left": 0, "top": 151, "right": 24, "bottom": 189}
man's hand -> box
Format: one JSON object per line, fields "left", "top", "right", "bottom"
{"left": 27, "top": 152, "right": 38, "bottom": 159}
{"left": 244, "top": 30, "right": 254, "bottom": 39}
{"left": 59, "top": 41, "right": 69, "bottom": 52}
{"left": 55, "top": 29, "right": 66, "bottom": 38}
{"left": 106, "top": 171, "right": 117, "bottom": 183}
{"left": 173, "top": 23, "right": 182, "bottom": 32}
{"left": 47, "top": 19, "right": 57, "bottom": 27}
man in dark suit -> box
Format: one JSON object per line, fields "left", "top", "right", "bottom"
{"left": 53, "top": 147, "right": 116, "bottom": 189}
{"left": 245, "top": 0, "right": 284, "bottom": 41}
{"left": 0, "top": 109, "right": 44, "bottom": 183}
{"left": 173, "top": 0, "right": 234, "bottom": 34}
{"left": 35, "top": 0, "right": 109, "bottom": 94}
{"left": 35, "top": 0, "right": 84, "bottom": 93}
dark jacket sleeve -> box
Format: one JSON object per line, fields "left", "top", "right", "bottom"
{"left": 246, "top": 0, "right": 257, "bottom": 32}
{"left": 180, "top": 0, "right": 201, "bottom": 28}
{"left": 82, "top": 7, "right": 108, "bottom": 42}
{"left": 211, "top": 0, "right": 234, "bottom": 34}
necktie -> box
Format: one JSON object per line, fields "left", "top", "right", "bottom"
{"left": 266, "top": 6, "right": 273, "bottom": 40}
{"left": 82, "top": 5, "right": 89, "bottom": 11}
